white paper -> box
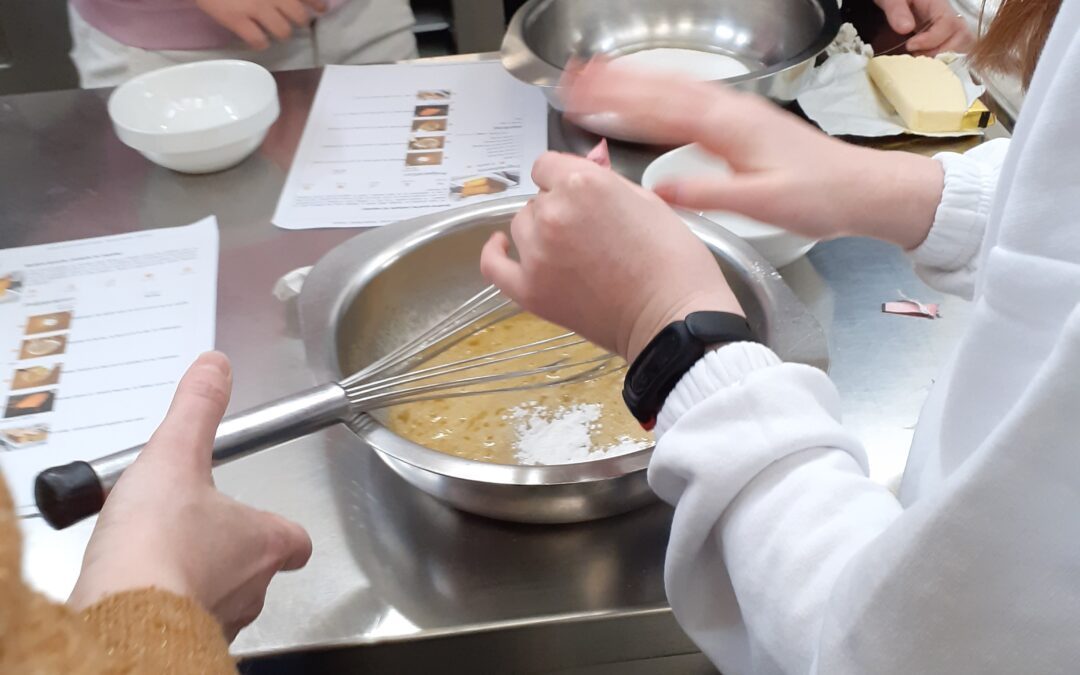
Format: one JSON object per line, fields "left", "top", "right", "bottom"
{"left": 0, "top": 218, "right": 218, "bottom": 511}
{"left": 798, "top": 53, "right": 986, "bottom": 138}
{"left": 273, "top": 62, "right": 548, "bottom": 230}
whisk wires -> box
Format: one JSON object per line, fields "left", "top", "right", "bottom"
{"left": 342, "top": 285, "right": 622, "bottom": 412}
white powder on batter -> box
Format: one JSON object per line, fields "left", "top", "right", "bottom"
{"left": 612, "top": 48, "right": 751, "bottom": 81}
{"left": 509, "top": 403, "right": 651, "bottom": 465}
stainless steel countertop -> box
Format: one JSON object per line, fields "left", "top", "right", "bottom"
{"left": 1, "top": 62, "right": 991, "bottom": 667}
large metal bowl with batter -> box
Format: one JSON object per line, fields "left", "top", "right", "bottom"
{"left": 299, "top": 196, "right": 827, "bottom": 523}
{"left": 501, "top": 0, "right": 841, "bottom": 142}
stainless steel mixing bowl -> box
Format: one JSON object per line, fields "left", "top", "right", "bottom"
{"left": 299, "top": 196, "right": 827, "bottom": 523}
{"left": 501, "top": 0, "right": 841, "bottom": 142}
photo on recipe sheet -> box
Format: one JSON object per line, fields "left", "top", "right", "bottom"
{"left": 4, "top": 390, "right": 56, "bottom": 419}
{"left": 406, "top": 151, "right": 443, "bottom": 167}
{"left": 450, "top": 170, "right": 520, "bottom": 201}
{"left": 412, "top": 118, "right": 447, "bottom": 133}
{"left": 25, "top": 310, "right": 73, "bottom": 334}
{"left": 18, "top": 334, "right": 67, "bottom": 360}
{"left": 0, "top": 424, "right": 49, "bottom": 451}
{"left": 272, "top": 62, "right": 547, "bottom": 230}
{"left": 0, "top": 271, "right": 23, "bottom": 304}
{"left": 414, "top": 104, "right": 448, "bottom": 118}
{"left": 408, "top": 136, "right": 445, "bottom": 151}
{"left": 11, "top": 364, "right": 62, "bottom": 390}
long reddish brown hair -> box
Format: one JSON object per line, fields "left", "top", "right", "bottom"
{"left": 971, "top": 0, "right": 1064, "bottom": 88}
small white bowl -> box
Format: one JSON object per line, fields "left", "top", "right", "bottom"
{"left": 642, "top": 145, "right": 815, "bottom": 268}
{"left": 108, "top": 60, "right": 280, "bottom": 174}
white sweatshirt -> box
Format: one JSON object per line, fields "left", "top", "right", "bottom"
{"left": 649, "top": 2, "right": 1080, "bottom": 673}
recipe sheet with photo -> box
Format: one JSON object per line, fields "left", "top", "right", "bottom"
{"left": 0, "top": 218, "right": 218, "bottom": 511}
{"left": 273, "top": 61, "right": 549, "bottom": 229}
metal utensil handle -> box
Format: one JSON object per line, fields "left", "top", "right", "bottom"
{"left": 34, "top": 383, "right": 350, "bottom": 530}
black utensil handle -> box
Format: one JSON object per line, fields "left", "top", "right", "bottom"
{"left": 35, "top": 461, "right": 105, "bottom": 529}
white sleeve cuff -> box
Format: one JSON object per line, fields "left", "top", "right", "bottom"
{"left": 655, "top": 341, "right": 782, "bottom": 435}
{"left": 910, "top": 151, "right": 995, "bottom": 271}
{"left": 910, "top": 138, "right": 1009, "bottom": 273}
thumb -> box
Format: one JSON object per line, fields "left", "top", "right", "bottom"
{"left": 480, "top": 231, "right": 528, "bottom": 304}
{"left": 141, "top": 351, "right": 232, "bottom": 478}
{"left": 877, "top": 0, "right": 917, "bottom": 34}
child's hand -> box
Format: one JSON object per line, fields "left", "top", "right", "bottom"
{"left": 195, "top": 0, "right": 326, "bottom": 51}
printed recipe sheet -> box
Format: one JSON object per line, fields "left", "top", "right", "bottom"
{"left": 0, "top": 219, "right": 218, "bottom": 511}
{"left": 273, "top": 61, "right": 549, "bottom": 229}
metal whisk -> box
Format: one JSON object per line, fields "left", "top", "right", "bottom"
{"left": 35, "top": 285, "right": 621, "bottom": 529}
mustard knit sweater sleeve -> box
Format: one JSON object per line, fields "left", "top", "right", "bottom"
{"left": 0, "top": 475, "right": 236, "bottom": 674}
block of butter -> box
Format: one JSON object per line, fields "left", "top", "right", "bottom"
{"left": 867, "top": 55, "right": 969, "bottom": 132}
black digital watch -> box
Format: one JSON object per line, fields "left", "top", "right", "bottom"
{"left": 622, "top": 311, "right": 759, "bottom": 430}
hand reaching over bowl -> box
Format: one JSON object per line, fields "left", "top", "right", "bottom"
{"left": 562, "top": 60, "right": 945, "bottom": 250}
{"left": 484, "top": 60, "right": 955, "bottom": 358}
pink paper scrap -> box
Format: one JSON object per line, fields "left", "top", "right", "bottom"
{"left": 882, "top": 300, "right": 940, "bottom": 319}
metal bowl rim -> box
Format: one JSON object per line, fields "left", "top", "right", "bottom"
{"left": 501, "top": 0, "right": 842, "bottom": 89}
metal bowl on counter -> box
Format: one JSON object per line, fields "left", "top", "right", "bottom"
{"left": 299, "top": 196, "right": 827, "bottom": 524}
{"left": 501, "top": 0, "right": 841, "bottom": 142}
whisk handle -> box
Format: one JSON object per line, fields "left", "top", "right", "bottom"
{"left": 35, "top": 383, "right": 350, "bottom": 529}
{"left": 211, "top": 382, "right": 350, "bottom": 464}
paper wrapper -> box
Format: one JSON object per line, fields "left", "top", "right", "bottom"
{"left": 797, "top": 53, "right": 986, "bottom": 138}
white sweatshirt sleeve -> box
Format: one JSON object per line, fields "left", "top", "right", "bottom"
{"left": 651, "top": 343, "right": 902, "bottom": 674}
{"left": 910, "top": 138, "right": 1010, "bottom": 299}
{"left": 650, "top": 306, "right": 1080, "bottom": 674}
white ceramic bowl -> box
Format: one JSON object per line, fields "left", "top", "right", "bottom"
{"left": 108, "top": 60, "right": 279, "bottom": 174}
{"left": 642, "top": 145, "right": 815, "bottom": 268}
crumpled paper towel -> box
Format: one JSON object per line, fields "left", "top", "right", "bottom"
{"left": 273, "top": 266, "right": 312, "bottom": 302}
{"left": 797, "top": 52, "right": 986, "bottom": 138}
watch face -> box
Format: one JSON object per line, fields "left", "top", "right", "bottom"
{"left": 623, "top": 322, "right": 700, "bottom": 425}
{"left": 685, "top": 311, "right": 756, "bottom": 345}
{"left": 627, "top": 328, "right": 683, "bottom": 393}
